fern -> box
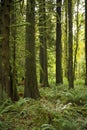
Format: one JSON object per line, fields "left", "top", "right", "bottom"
{"left": 41, "top": 124, "right": 56, "bottom": 130}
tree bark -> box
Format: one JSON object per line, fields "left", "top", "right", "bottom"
{"left": 64, "top": 0, "right": 68, "bottom": 78}
{"left": 56, "top": 0, "right": 63, "bottom": 84}
{"left": 0, "top": 0, "right": 13, "bottom": 98}
{"left": 10, "top": 1, "right": 19, "bottom": 101}
{"left": 85, "top": 0, "right": 87, "bottom": 85}
{"left": 24, "top": 0, "right": 40, "bottom": 99}
{"left": 0, "top": 1, "right": 3, "bottom": 100}
{"left": 39, "top": 0, "right": 49, "bottom": 87}
{"left": 68, "top": 0, "right": 74, "bottom": 88}
{"left": 73, "top": 0, "right": 79, "bottom": 80}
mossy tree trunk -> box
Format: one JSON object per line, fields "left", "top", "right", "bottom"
{"left": 0, "top": 2, "right": 3, "bottom": 100}
{"left": 24, "top": 0, "right": 40, "bottom": 99}
{"left": 73, "top": 0, "right": 79, "bottom": 80}
{"left": 39, "top": 0, "right": 49, "bottom": 87}
{"left": 10, "top": 1, "right": 19, "bottom": 101}
{"left": 56, "top": 0, "right": 63, "bottom": 84}
{"left": 64, "top": 0, "right": 68, "bottom": 78}
{"left": 0, "top": 0, "right": 13, "bottom": 99}
{"left": 85, "top": 0, "right": 87, "bottom": 85}
{"left": 68, "top": 0, "right": 74, "bottom": 88}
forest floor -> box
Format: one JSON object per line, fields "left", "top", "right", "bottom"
{"left": 0, "top": 79, "right": 87, "bottom": 130}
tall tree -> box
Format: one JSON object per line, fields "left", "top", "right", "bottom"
{"left": 10, "top": 1, "right": 19, "bottom": 101}
{"left": 56, "top": 0, "right": 63, "bottom": 84}
{"left": 0, "top": 1, "right": 3, "bottom": 99}
{"left": 68, "top": 0, "right": 74, "bottom": 88}
{"left": 73, "top": 0, "right": 79, "bottom": 79}
{"left": 24, "top": 0, "right": 40, "bottom": 98}
{"left": 39, "top": 0, "right": 49, "bottom": 87}
{"left": 63, "top": 0, "right": 68, "bottom": 78}
{"left": 0, "top": 0, "right": 13, "bottom": 99}
{"left": 85, "top": 0, "right": 87, "bottom": 85}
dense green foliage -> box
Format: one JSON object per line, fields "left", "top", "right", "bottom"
{"left": 0, "top": 80, "right": 87, "bottom": 130}
{"left": 0, "top": 0, "right": 87, "bottom": 129}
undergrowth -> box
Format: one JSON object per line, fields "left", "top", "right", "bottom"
{"left": 0, "top": 80, "right": 87, "bottom": 130}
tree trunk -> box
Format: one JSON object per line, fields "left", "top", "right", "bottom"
{"left": 0, "top": 1, "right": 3, "bottom": 100}
{"left": 56, "top": 0, "right": 63, "bottom": 84}
{"left": 0, "top": 0, "right": 13, "bottom": 98}
{"left": 10, "top": 1, "right": 19, "bottom": 101}
{"left": 39, "top": 0, "right": 49, "bottom": 87}
{"left": 64, "top": 0, "right": 68, "bottom": 78}
{"left": 85, "top": 0, "right": 87, "bottom": 85}
{"left": 73, "top": 0, "right": 79, "bottom": 80}
{"left": 24, "top": 0, "right": 40, "bottom": 99}
{"left": 68, "top": 0, "right": 74, "bottom": 88}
